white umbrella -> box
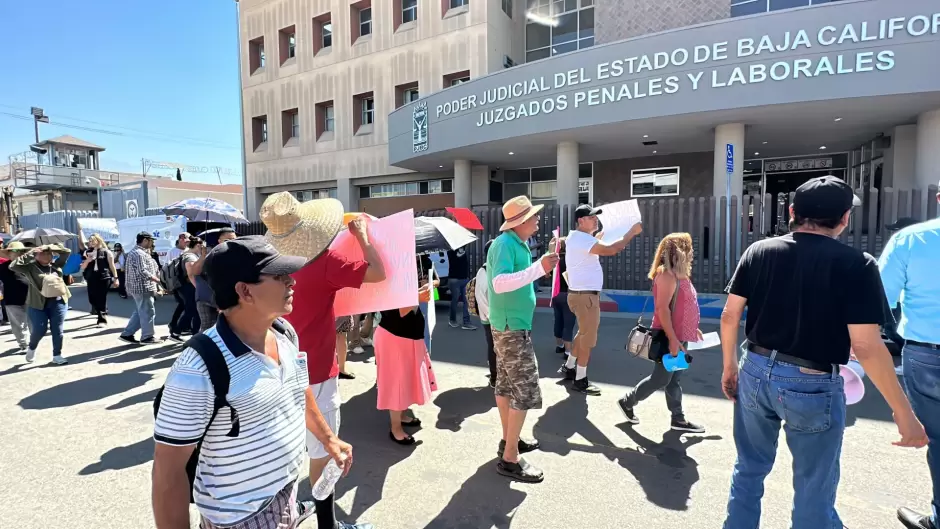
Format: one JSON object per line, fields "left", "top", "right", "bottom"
{"left": 11, "top": 227, "right": 76, "bottom": 246}
{"left": 414, "top": 216, "right": 477, "bottom": 255}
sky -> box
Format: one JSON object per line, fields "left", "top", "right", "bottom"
{"left": 0, "top": 0, "right": 243, "bottom": 185}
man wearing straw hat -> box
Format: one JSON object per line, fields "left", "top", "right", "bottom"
{"left": 487, "top": 196, "right": 559, "bottom": 483}
{"left": 261, "top": 192, "right": 384, "bottom": 529}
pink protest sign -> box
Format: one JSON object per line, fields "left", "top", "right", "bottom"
{"left": 329, "top": 209, "right": 419, "bottom": 317}
{"left": 550, "top": 227, "right": 561, "bottom": 304}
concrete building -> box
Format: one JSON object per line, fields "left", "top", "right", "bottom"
{"left": 239, "top": 0, "right": 940, "bottom": 219}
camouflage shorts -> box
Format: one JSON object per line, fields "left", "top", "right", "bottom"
{"left": 491, "top": 328, "right": 542, "bottom": 411}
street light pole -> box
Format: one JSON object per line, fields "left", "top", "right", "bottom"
{"left": 234, "top": 0, "right": 249, "bottom": 217}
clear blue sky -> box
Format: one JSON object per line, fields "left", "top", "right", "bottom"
{"left": 0, "top": 0, "right": 243, "bottom": 184}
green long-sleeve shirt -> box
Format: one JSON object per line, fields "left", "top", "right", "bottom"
{"left": 10, "top": 248, "right": 72, "bottom": 310}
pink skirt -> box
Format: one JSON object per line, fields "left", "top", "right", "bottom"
{"left": 374, "top": 326, "right": 438, "bottom": 411}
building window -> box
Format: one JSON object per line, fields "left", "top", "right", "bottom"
{"left": 249, "top": 36, "right": 265, "bottom": 73}
{"left": 444, "top": 70, "right": 471, "bottom": 88}
{"left": 631, "top": 167, "right": 680, "bottom": 198}
{"left": 316, "top": 101, "right": 335, "bottom": 140}
{"left": 293, "top": 188, "right": 338, "bottom": 202}
{"left": 451, "top": 76, "right": 470, "bottom": 86}
{"left": 361, "top": 98, "right": 375, "bottom": 125}
{"left": 282, "top": 108, "right": 299, "bottom": 145}
{"left": 403, "top": 0, "right": 418, "bottom": 23}
{"left": 502, "top": 0, "right": 512, "bottom": 17}
{"left": 360, "top": 7, "right": 372, "bottom": 36}
{"left": 312, "top": 14, "right": 331, "bottom": 54}
{"left": 251, "top": 115, "right": 268, "bottom": 151}
{"left": 525, "top": 0, "right": 594, "bottom": 63}
{"left": 450, "top": 0, "right": 469, "bottom": 8}
{"left": 322, "top": 21, "right": 332, "bottom": 48}
{"left": 404, "top": 88, "right": 419, "bottom": 103}
{"left": 396, "top": 82, "right": 420, "bottom": 108}
{"left": 502, "top": 163, "right": 593, "bottom": 204}
{"left": 731, "top": 0, "right": 829, "bottom": 17}
{"left": 279, "top": 26, "right": 296, "bottom": 64}
{"left": 360, "top": 179, "right": 455, "bottom": 199}
{"left": 324, "top": 105, "right": 334, "bottom": 131}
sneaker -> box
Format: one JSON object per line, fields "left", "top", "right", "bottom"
{"left": 497, "top": 438, "right": 540, "bottom": 458}
{"left": 557, "top": 364, "right": 576, "bottom": 380}
{"left": 337, "top": 522, "right": 375, "bottom": 529}
{"left": 25, "top": 348, "right": 36, "bottom": 363}
{"left": 461, "top": 323, "right": 477, "bottom": 331}
{"left": 448, "top": 321, "right": 459, "bottom": 328}
{"left": 51, "top": 355, "right": 68, "bottom": 365}
{"left": 140, "top": 337, "right": 166, "bottom": 345}
{"left": 351, "top": 346, "right": 365, "bottom": 354}
{"left": 119, "top": 335, "right": 140, "bottom": 345}
{"left": 168, "top": 334, "right": 185, "bottom": 343}
{"left": 898, "top": 507, "right": 937, "bottom": 529}
{"left": 671, "top": 418, "right": 705, "bottom": 433}
{"left": 296, "top": 500, "right": 315, "bottom": 525}
{"left": 496, "top": 456, "right": 544, "bottom": 483}
{"left": 15, "top": 347, "right": 28, "bottom": 355}
{"left": 618, "top": 397, "right": 640, "bottom": 424}
{"left": 555, "top": 346, "right": 566, "bottom": 355}
{"left": 572, "top": 377, "right": 601, "bottom": 396}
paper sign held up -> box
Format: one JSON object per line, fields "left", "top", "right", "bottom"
{"left": 596, "top": 200, "right": 642, "bottom": 244}
{"left": 330, "top": 209, "right": 419, "bottom": 317}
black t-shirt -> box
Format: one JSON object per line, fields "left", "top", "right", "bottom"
{"left": 726, "top": 232, "right": 887, "bottom": 365}
{"left": 0, "top": 261, "right": 29, "bottom": 306}
{"left": 557, "top": 250, "right": 569, "bottom": 293}
{"left": 379, "top": 307, "right": 426, "bottom": 341}
{"left": 447, "top": 248, "right": 470, "bottom": 280}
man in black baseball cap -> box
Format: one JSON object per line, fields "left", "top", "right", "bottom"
{"left": 574, "top": 203, "right": 603, "bottom": 221}
{"left": 720, "top": 175, "right": 926, "bottom": 528}
{"left": 204, "top": 235, "right": 307, "bottom": 312}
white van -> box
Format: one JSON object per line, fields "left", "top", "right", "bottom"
{"left": 117, "top": 215, "right": 188, "bottom": 261}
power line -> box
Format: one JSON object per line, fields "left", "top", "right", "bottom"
{"left": 0, "top": 112, "right": 239, "bottom": 151}
{"left": 0, "top": 103, "right": 240, "bottom": 149}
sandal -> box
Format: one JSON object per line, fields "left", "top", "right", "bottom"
{"left": 401, "top": 417, "right": 422, "bottom": 428}
{"left": 389, "top": 431, "right": 416, "bottom": 445}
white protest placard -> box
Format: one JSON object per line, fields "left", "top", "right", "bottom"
{"left": 596, "top": 199, "right": 642, "bottom": 244}
{"left": 686, "top": 332, "right": 721, "bottom": 351}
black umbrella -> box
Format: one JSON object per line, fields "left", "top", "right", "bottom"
{"left": 414, "top": 216, "right": 476, "bottom": 255}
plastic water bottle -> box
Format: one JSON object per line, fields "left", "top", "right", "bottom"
{"left": 312, "top": 455, "right": 346, "bottom": 500}
{"left": 663, "top": 353, "right": 692, "bottom": 372}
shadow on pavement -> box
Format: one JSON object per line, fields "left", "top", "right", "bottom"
{"left": 19, "top": 369, "right": 156, "bottom": 410}
{"left": 421, "top": 459, "right": 527, "bottom": 529}
{"left": 107, "top": 388, "right": 160, "bottom": 410}
{"left": 79, "top": 437, "right": 154, "bottom": 475}
{"left": 433, "top": 386, "right": 495, "bottom": 432}
{"left": 533, "top": 393, "right": 616, "bottom": 458}
{"left": 616, "top": 425, "right": 722, "bottom": 512}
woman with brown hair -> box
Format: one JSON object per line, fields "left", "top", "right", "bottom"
{"left": 618, "top": 232, "right": 705, "bottom": 433}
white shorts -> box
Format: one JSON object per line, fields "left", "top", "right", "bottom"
{"left": 306, "top": 376, "right": 341, "bottom": 459}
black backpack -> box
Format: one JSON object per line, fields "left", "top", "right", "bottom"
{"left": 152, "top": 318, "right": 298, "bottom": 503}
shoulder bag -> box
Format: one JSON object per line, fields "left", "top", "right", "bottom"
{"left": 625, "top": 276, "right": 680, "bottom": 363}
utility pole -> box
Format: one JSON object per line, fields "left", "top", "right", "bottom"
{"left": 30, "top": 107, "right": 48, "bottom": 144}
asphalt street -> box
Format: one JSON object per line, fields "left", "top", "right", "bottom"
{"left": 0, "top": 287, "right": 930, "bottom": 529}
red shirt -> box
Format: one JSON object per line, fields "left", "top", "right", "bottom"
{"left": 284, "top": 249, "right": 367, "bottom": 384}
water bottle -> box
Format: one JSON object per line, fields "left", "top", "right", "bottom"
{"left": 662, "top": 352, "right": 692, "bottom": 372}
{"left": 312, "top": 455, "right": 347, "bottom": 500}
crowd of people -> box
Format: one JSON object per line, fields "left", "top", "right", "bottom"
{"left": 1, "top": 175, "right": 936, "bottom": 529}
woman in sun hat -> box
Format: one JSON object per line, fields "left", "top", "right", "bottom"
{"left": 261, "top": 191, "right": 385, "bottom": 529}
{"left": 0, "top": 242, "right": 32, "bottom": 353}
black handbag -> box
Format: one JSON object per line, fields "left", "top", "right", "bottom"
{"left": 625, "top": 277, "right": 679, "bottom": 363}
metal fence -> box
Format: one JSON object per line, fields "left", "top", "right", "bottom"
{"left": 221, "top": 185, "right": 940, "bottom": 294}
{"left": 18, "top": 210, "right": 100, "bottom": 252}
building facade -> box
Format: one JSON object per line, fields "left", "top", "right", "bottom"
{"left": 240, "top": 0, "right": 940, "bottom": 220}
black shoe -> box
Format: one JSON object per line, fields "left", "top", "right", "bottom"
{"left": 671, "top": 418, "right": 705, "bottom": 433}
{"left": 401, "top": 417, "right": 422, "bottom": 428}
{"left": 558, "top": 363, "right": 576, "bottom": 380}
{"left": 618, "top": 397, "right": 639, "bottom": 424}
{"left": 140, "top": 337, "right": 166, "bottom": 345}
{"left": 296, "top": 500, "right": 315, "bottom": 524}
{"left": 572, "top": 377, "right": 601, "bottom": 395}
{"left": 898, "top": 507, "right": 937, "bottom": 529}
{"left": 555, "top": 346, "right": 566, "bottom": 355}
{"left": 496, "top": 457, "right": 544, "bottom": 483}
{"left": 389, "top": 431, "right": 416, "bottom": 445}
{"left": 118, "top": 334, "right": 140, "bottom": 345}
{"left": 497, "top": 438, "right": 540, "bottom": 458}
{"left": 168, "top": 334, "right": 185, "bottom": 343}
{"left": 339, "top": 371, "right": 356, "bottom": 380}
{"left": 97, "top": 316, "right": 108, "bottom": 325}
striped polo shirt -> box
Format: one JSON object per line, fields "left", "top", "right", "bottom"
{"left": 153, "top": 316, "right": 309, "bottom": 526}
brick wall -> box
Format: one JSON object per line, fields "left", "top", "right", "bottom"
{"left": 595, "top": 0, "right": 729, "bottom": 44}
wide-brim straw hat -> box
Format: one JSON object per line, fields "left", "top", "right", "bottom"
{"left": 260, "top": 192, "right": 344, "bottom": 263}
{"left": 499, "top": 195, "right": 544, "bottom": 231}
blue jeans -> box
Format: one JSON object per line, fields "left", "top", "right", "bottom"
{"left": 448, "top": 278, "right": 470, "bottom": 325}
{"left": 552, "top": 291, "right": 576, "bottom": 342}
{"left": 724, "top": 351, "right": 846, "bottom": 529}
{"left": 124, "top": 292, "right": 156, "bottom": 340}
{"left": 902, "top": 343, "right": 940, "bottom": 526}
{"left": 27, "top": 298, "right": 67, "bottom": 357}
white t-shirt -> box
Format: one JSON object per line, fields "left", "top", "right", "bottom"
{"left": 564, "top": 230, "right": 603, "bottom": 291}
{"left": 166, "top": 247, "right": 184, "bottom": 262}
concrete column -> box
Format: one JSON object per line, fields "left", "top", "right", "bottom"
{"left": 470, "top": 164, "right": 490, "bottom": 206}
{"left": 886, "top": 124, "right": 918, "bottom": 190}
{"left": 336, "top": 177, "right": 357, "bottom": 212}
{"left": 244, "top": 187, "right": 265, "bottom": 221}
{"left": 454, "top": 159, "right": 472, "bottom": 208}
{"left": 713, "top": 123, "right": 745, "bottom": 199}
{"left": 556, "top": 141, "right": 579, "bottom": 206}
{"left": 915, "top": 109, "right": 940, "bottom": 190}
